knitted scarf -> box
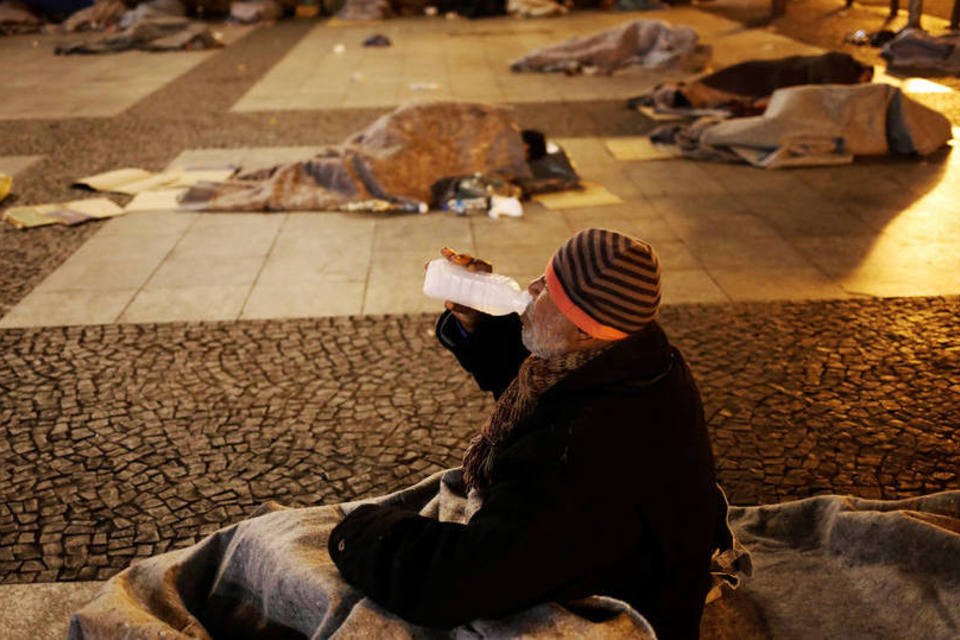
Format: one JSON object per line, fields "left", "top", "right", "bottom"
{"left": 462, "top": 344, "right": 611, "bottom": 492}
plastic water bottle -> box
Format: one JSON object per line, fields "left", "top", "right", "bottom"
{"left": 422, "top": 259, "right": 534, "bottom": 316}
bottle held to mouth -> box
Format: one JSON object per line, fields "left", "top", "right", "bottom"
{"left": 423, "top": 258, "right": 533, "bottom": 316}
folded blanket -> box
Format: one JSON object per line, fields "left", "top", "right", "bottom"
{"left": 882, "top": 28, "right": 960, "bottom": 74}
{"left": 180, "top": 102, "right": 534, "bottom": 213}
{"left": 68, "top": 469, "right": 960, "bottom": 639}
{"left": 655, "top": 83, "right": 952, "bottom": 168}
{"left": 510, "top": 19, "right": 705, "bottom": 75}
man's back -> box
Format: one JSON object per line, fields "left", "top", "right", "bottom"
{"left": 441, "top": 312, "right": 721, "bottom": 639}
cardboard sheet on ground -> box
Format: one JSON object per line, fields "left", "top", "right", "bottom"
{"left": 124, "top": 189, "right": 188, "bottom": 213}
{"left": 2, "top": 198, "right": 123, "bottom": 229}
{"left": 534, "top": 182, "right": 623, "bottom": 210}
{"left": 76, "top": 167, "right": 236, "bottom": 195}
{"left": 605, "top": 137, "right": 682, "bottom": 161}
{"left": 637, "top": 105, "right": 690, "bottom": 122}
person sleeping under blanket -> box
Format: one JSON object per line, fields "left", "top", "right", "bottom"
{"left": 629, "top": 51, "right": 874, "bottom": 117}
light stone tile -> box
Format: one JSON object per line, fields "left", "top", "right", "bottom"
{"left": 707, "top": 267, "right": 852, "bottom": 302}
{"left": 621, "top": 161, "right": 728, "bottom": 197}
{"left": 69, "top": 230, "right": 181, "bottom": 264}
{"left": 145, "top": 255, "right": 265, "bottom": 289}
{"left": 171, "top": 214, "right": 285, "bottom": 259}
{"left": 242, "top": 281, "right": 366, "bottom": 319}
{"left": 35, "top": 257, "right": 162, "bottom": 292}
{"left": 363, "top": 249, "right": 447, "bottom": 314}
{"left": 659, "top": 210, "right": 782, "bottom": 241}
{"left": 653, "top": 240, "right": 702, "bottom": 271}
{"left": 660, "top": 269, "right": 729, "bottom": 305}
{"left": 256, "top": 248, "right": 370, "bottom": 286}
{"left": 465, "top": 242, "right": 554, "bottom": 286}
{"left": 564, "top": 214, "right": 679, "bottom": 244}
{"left": 790, "top": 235, "right": 881, "bottom": 278}
{"left": 684, "top": 235, "right": 812, "bottom": 269}
{"left": 0, "top": 155, "right": 43, "bottom": 176}
{"left": 94, "top": 211, "right": 197, "bottom": 238}
{"left": 373, "top": 215, "right": 473, "bottom": 254}
{"left": 559, "top": 202, "right": 662, "bottom": 228}
{"left": 472, "top": 209, "right": 572, "bottom": 253}
{"left": 119, "top": 286, "right": 250, "bottom": 323}
{"left": 0, "top": 289, "right": 136, "bottom": 328}
{"left": 647, "top": 193, "right": 754, "bottom": 218}
{"left": 363, "top": 282, "right": 442, "bottom": 315}
{"left": 281, "top": 211, "right": 375, "bottom": 235}
{"left": 189, "top": 212, "right": 287, "bottom": 233}
{"left": 747, "top": 197, "right": 875, "bottom": 238}
{"left": 273, "top": 213, "right": 375, "bottom": 256}
{"left": 703, "top": 163, "right": 810, "bottom": 196}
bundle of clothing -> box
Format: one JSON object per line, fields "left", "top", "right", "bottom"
{"left": 55, "top": 15, "right": 222, "bottom": 53}
{"left": 649, "top": 82, "right": 952, "bottom": 168}
{"left": 335, "top": 0, "right": 505, "bottom": 19}
{"left": 881, "top": 28, "right": 960, "bottom": 75}
{"left": 0, "top": 0, "right": 41, "bottom": 34}
{"left": 335, "top": 0, "right": 396, "bottom": 20}
{"left": 68, "top": 471, "right": 960, "bottom": 639}
{"left": 510, "top": 19, "right": 706, "bottom": 75}
{"left": 61, "top": 0, "right": 130, "bottom": 31}
{"left": 631, "top": 52, "right": 875, "bottom": 117}
{"left": 228, "top": 0, "right": 282, "bottom": 22}
{"left": 506, "top": 0, "right": 567, "bottom": 18}
{"left": 180, "top": 102, "right": 580, "bottom": 213}
{"left": 55, "top": 0, "right": 224, "bottom": 53}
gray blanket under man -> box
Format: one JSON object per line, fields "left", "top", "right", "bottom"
{"left": 69, "top": 468, "right": 960, "bottom": 639}
{"left": 662, "top": 82, "right": 952, "bottom": 168}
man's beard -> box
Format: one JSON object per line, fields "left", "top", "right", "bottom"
{"left": 521, "top": 313, "right": 573, "bottom": 358}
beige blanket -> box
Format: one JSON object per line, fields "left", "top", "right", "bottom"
{"left": 683, "top": 83, "right": 952, "bottom": 168}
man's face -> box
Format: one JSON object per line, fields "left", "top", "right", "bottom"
{"left": 520, "top": 275, "right": 582, "bottom": 358}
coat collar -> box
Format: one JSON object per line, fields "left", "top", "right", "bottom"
{"left": 548, "top": 322, "right": 675, "bottom": 394}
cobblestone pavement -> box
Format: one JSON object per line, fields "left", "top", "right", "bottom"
{"left": 2, "top": 296, "right": 958, "bottom": 583}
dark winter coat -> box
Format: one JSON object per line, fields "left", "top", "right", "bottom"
{"left": 329, "top": 311, "right": 726, "bottom": 640}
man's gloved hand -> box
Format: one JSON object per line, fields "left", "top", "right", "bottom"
{"left": 439, "top": 246, "right": 492, "bottom": 334}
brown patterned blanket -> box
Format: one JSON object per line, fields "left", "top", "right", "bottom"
{"left": 180, "top": 102, "right": 533, "bottom": 213}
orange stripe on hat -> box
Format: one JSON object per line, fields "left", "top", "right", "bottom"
{"left": 546, "top": 261, "right": 629, "bottom": 341}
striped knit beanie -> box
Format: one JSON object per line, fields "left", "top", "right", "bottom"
{"left": 545, "top": 228, "right": 662, "bottom": 340}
